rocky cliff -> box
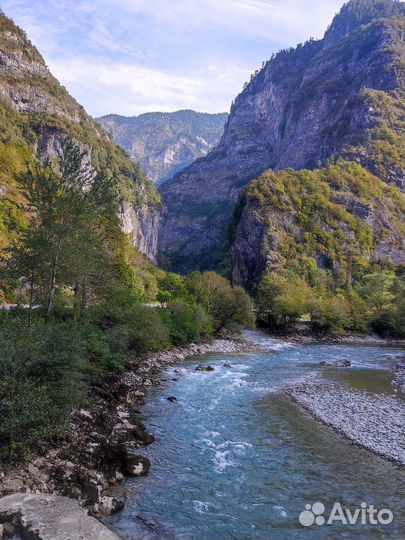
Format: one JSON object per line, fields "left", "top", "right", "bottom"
{"left": 231, "top": 162, "right": 405, "bottom": 287}
{"left": 97, "top": 110, "right": 228, "bottom": 185}
{"left": 159, "top": 0, "right": 405, "bottom": 274}
{"left": 0, "top": 11, "right": 160, "bottom": 262}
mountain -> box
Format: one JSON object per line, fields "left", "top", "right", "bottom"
{"left": 0, "top": 11, "right": 160, "bottom": 262}
{"left": 159, "top": 0, "right": 405, "bottom": 275}
{"left": 96, "top": 110, "right": 228, "bottom": 185}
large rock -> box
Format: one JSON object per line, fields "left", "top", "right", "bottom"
{"left": 123, "top": 455, "right": 150, "bottom": 477}
{"left": 0, "top": 493, "right": 120, "bottom": 540}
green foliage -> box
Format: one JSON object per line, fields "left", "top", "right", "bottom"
{"left": 256, "top": 266, "right": 404, "bottom": 336}
{"left": 309, "top": 295, "right": 351, "bottom": 334}
{"left": 160, "top": 301, "right": 212, "bottom": 345}
{"left": 107, "top": 304, "right": 170, "bottom": 354}
{"left": 184, "top": 271, "right": 255, "bottom": 333}
{"left": 256, "top": 273, "right": 310, "bottom": 330}
{"left": 0, "top": 318, "right": 87, "bottom": 459}
{"left": 244, "top": 163, "right": 405, "bottom": 276}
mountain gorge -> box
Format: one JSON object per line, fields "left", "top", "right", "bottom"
{"left": 96, "top": 110, "right": 228, "bottom": 185}
{"left": 159, "top": 0, "right": 405, "bottom": 276}
{"left": 0, "top": 12, "right": 160, "bottom": 263}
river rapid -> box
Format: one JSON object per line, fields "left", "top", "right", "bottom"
{"left": 108, "top": 331, "right": 405, "bottom": 540}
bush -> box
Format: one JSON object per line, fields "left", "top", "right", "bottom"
{"left": 185, "top": 271, "right": 255, "bottom": 332}
{"left": 122, "top": 304, "right": 170, "bottom": 353}
{"left": 0, "top": 319, "right": 88, "bottom": 459}
{"left": 310, "top": 296, "right": 350, "bottom": 334}
{"left": 79, "top": 324, "right": 125, "bottom": 376}
{"left": 160, "top": 301, "right": 212, "bottom": 345}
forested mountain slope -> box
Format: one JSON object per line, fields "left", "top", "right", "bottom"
{"left": 97, "top": 110, "right": 227, "bottom": 185}
{"left": 0, "top": 11, "right": 161, "bottom": 262}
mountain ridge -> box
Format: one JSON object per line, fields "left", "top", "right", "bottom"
{"left": 97, "top": 110, "right": 228, "bottom": 185}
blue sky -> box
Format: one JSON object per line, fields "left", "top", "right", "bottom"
{"left": 2, "top": 0, "right": 345, "bottom": 117}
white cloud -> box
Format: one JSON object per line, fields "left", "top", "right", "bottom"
{"left": 1, "top": 0, "right": 346, "bottom": 116}
{"left": 110, "top": 0, "right": 344, "bottom": 44}
{"left": 48, "top": 56, "right": 250, "bottom": 116}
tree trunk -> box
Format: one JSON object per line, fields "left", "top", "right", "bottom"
{"left": 46, "top": 238, "right": 62, "bottom": 318}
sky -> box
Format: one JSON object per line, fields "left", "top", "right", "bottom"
{"left": 1, "top": 0, "right": 346, "bottom": 118}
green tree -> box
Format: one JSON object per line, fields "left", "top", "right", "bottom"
{"left": 9, "top": 140, "right": 113, "bottom": 319}
{"left": 357, "top": 271, "right": 396, "bottom": 315}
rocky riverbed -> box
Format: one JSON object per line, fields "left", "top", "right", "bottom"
{"left": 0, "top": 337, "right": 255, "bottom": 521}
{"left": 285, "top": 382, "right": 405, "bottom": 466}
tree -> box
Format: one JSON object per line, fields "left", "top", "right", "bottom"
{"left": 185, "top": 271, "right": 255, "bottom": 332}
{"left": 9, "top": 140, "right": 113, "bottom": 319}
{"left": 256, "top": 272, "right": 310, "bottom": 330}
{"left": 357, "top": 271, "right": 396, "bottom": 315}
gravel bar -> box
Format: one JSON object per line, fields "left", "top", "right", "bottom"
{"left": 285, "top": 383, "right": 405, "bottom": 466}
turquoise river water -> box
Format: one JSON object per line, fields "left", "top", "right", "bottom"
{"left": 108, "top": 331, "right": 405, "bottom": 540}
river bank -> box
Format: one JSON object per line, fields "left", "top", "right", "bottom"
{"left": 0, "top": 336, "right": 256, "bottom": 519}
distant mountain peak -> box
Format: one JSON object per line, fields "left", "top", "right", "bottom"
{"left": 325, "top": 0, "right": 405, "bottom": 44}
{"left": 97, "top": 110, "right": 228, "bottom": 185}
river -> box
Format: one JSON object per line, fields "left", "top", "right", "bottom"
{"left": 108, "top": 331, "right": 405, "bottom": 540}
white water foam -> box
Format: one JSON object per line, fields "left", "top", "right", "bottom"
{"left": 192, "top": 500, "right": 211, "bottom": 514}
{"left": 199, "top": 435, "right": 253, "bottom": 473}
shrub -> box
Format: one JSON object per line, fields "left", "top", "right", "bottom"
{"left": 122, "top": 304, "right": 170, "bottom": 353}
{"left": 160, "top": 301, "right": 212, "bottom": 345}
{"left": 0, "top": 319, "right": 88, "bottom": 459}
{"left": 310, "top": 296, "right": 350, "bottom": 334}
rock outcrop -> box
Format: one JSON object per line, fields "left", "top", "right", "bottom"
{"left": 159, "top": 0, "right": 405, "bottom": 273}
{"left": 230, "top": 163, "right": 405, "bottom": 286}
{"left": 0, "top": 11, "right": 160, "bottom": 261}
{"left": 97, "top": 110, "right": 228, "bottom": 185}
{"left": 0, "top": 493, "right": 120, "bottom": 540}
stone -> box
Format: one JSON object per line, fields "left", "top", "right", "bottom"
{"left": 0, "top": 493, "right": 120, "bottom": 540}
{"left": 92, "top": 496, "right": 125, "bottom": 517}
{"left": 320, "top": 359, "right": 351, "bottom": 367}
{"left": 132, "top": 426, "right": 155, "bottom": 445}
{"left": 123, "top": 455, "right": 150, "bottom": 477}
{"left": 195, "top": 364, "right": 215, "bottom": 372}
{"left": 2, "top": 522, "right": 16, "bottom": 537}
{"left": 167, "top": 396, "right": 177, "bottom": 402}
{"left": 223, "top": 363, "right": 233, "bottom": 368}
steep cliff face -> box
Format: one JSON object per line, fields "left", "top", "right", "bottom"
{"left": 97, "top": 110, "right": 228, "bottom": 185}
{"left": 0, "top": 12, "right": 160, "bottom": 262}
{"left": 159, "top": 0, "right": 405, "bottom": 273}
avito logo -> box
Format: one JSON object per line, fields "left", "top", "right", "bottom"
{"left": 299, "top": 501, "right": 393, "bottom": 527}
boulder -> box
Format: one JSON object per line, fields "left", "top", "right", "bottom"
{"left": 223, "top": 363, "right": 232, "bottom": 368}
{"left": 0, "top": 493, "right": 120, "bottom": 540}
{"left": 167, "top": 396, "right": 177, "bottom": 403}
{"left": 132, "top": 426, "right": 155, "bottom": 445}
{"left": 92, "top": 496, "right": 125, "bottom": 518}
{"left": 122, "top": 455, "right": 150, "bottom": 477}
{"left": 320, "top": 359, "right": 351, "bottom": 367}
{"left": 195, "top": 364, "right": 215, "bottom": 372}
